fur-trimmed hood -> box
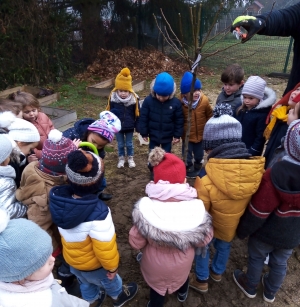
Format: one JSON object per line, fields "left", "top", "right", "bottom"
{"left": 241, "top": 86, "right": 276, "bottom": 110}
{"left": 150, "top": 79, "right": 177, "bottom": 99}
{"left": 132, "top": 197, "right": 212, "bottom": 251}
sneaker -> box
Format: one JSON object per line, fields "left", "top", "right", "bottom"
{"left": 262, "top": 273, "right": 275, "bottom": 303}
{"left": 177, "top": 286, "right": 189, "bottom": 302}
{"left": 209, "top": 268, "right": 222, "bottom": 282}
{"left": 189, "top": 272, "right": 208, "bottom": 294}
{"left": 117, "top": 156, "right": 125, "bottom": 168}
{"left": 128, "top": 156, "right": 136, "bottom": 168}
{"left": 233, "top": 269, "right": 257, "bottom": 298}
{"left": 90, "top": 290, "right": 106, "bottom": 307}
{"left": 112, "top": 283, "right": 138, "bottom": 307}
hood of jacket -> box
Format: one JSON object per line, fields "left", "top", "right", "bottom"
{"left": 74, "top": 118, "right": 95, "bottom": 139}
{"left": 150, "top": 79, "right": 176, "bottom": 99}
{"left": 205, "top": 157, "right": 265, "bottom": 200}
{"left": 254, "top": 86, "right": 277, "bottom": 110}
{"left": 49, "top": 185, "right": 108, "bottom": 229}
{"left": 132, "top": 197, "right": 212, "bottom": 251}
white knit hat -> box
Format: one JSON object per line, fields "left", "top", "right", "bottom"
{"left": 0, "top": 135, "right": 12, "bottom": 164}
{"left": 7, "top": 118, "right": 40, "bottom": 143}
{"left": 242, "top": 76, "right": 266, "bottom": 101}
{"left": 283, "top": 119, "right": 300, "bottom": 166}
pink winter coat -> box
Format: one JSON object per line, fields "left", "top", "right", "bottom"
{"left": 129, "top": 196, "right": 213, "bottom": 296}
{"left": 32, "top": 112, "right": 54, "bottom": 159}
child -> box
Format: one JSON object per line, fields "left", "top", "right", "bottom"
{"left": 264, "top": 82, "right": 300, "bottom": 167}
{"left": 10, "top": 91, "right": 54, "bottom": 159}
{"left": 106, "top": 67, "right": 140, "bottom": 168}
{"left": 15, "top": 129, "right": 77, "bottom": 255}
{"left": 233, "top": 119, "right": 300, "bottom": 303}
{"left": 0, "top": 209, "right": 88, "bottom": 307}
{"left": 129, "top": 147, "right": 213, "bottom": 307}
{"left": 139, "top": 72, "right": 184, "bottom": 177}
{"left": 49, "top": 150, "right": 138, "bottom": 307}
{"left": 63, "top": 110, "right": 121, "bottom": 201}
{"left": 0, "top": 134, "right": 27, "bottom": 219}
{"left": 216, "top": 63, "right": 245, "bottom": 112}
{"left": 234, "top": 76, "right": 276, "bottom": 156}
{"left": 189, "top": 103, "right": 265, "bottom": 294}
{"left": 180, "top": 71, "right": 212, "bottom": 178}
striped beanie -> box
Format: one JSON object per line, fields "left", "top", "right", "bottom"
{"left": 203, "top": 103, "right": 242, "bottom": 150}
{"left": 39, "top": 129, "right": 77, "bottom": 176}
{"left": 242, "top": 76, "right": 266, "bottom": 101}
{"left": 283, "top": 119, "right": 300, "bottom": 166}
{"left": 66, "top": 150, "right": 104, "bottom": 196}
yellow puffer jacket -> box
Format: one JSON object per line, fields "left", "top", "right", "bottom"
{"left": 194, "top": 157, "right": 265, "bottom": 242}
{"left": 181, "top": 92, "right": 212, "bottom": 142}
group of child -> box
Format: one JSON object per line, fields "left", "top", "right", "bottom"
{"left": 0, "top": 63, "right": 299, "bottom": 307}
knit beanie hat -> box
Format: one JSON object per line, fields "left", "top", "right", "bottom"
{"left": 7, "top": 118, "right": 40, "bottom": 143}
{"left": 242, "top": 76, "right": 266, "bottom": 101}
{"left": 0, "top": 209, "right": 52, "bottom": 282}
{"left": 148, "top": 147, "right": 186, "bottom": 184}
{"left": 283, "top": 119, "right": 300, "bottom": 166}
{"left": 203, "top": 103, "right": 242, "bottom": 150}
{"left": 66, "top": 150, "right": 104, "bottom": 196}
{"left": 0, "top": 134, "right": 12, "bottom": 164}
{"left": 39, "top": 129, "right": 77, "bottom": 176}
{"left": 114, "top": 67, "right": 133, "bottom": 92}
{"left": 87, "top": 110, "right": 121, "bottom": 143}
{"left": 180, "top": 71, "right": 202, "bottom": 94}
{"left": 153, "top": 72, "right": 175, "bottom": 96}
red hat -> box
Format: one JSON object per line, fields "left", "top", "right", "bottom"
{"left": 148, "top": 147, "right": 186, "bottom": 184}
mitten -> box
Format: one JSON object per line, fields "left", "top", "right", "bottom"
{"left": 231, "top": 15, "right": 266, "bottom": 43}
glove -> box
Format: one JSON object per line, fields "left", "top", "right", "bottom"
{"left": 231, "top": 15, "right": 266, "bottom": 43}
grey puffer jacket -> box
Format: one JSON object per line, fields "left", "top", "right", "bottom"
{"left": 0, "top": 165, "right": 27, "bottom": 219}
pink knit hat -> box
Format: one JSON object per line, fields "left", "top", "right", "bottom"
{"left": 148, "top": 147, "right": 186, "bottom": 184}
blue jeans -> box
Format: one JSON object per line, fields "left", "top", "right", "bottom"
{"left": 195, "top": 238, "right": 231, "bottom": 280}
{"left": 182, "top": 141, "right": 204, "bottom": 167}
{"left": 246, "top": 236, "right": 293, "bottom": 294}
{"left": 115, "top": 131, "right": 134, "bottom": 157}
{"left": 149, "top": 140, "right": 172, "bottom": 153}
{"left": 70, "top": 266, "right": 122, "bottom": 303}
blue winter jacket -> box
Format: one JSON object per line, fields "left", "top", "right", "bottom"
{"left": 139, "top": 83, "right": 184, "bottom": 144}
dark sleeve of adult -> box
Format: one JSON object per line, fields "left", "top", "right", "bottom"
{"left": 173, "top": 99, "right": 184, "bottom": 139}
{"left": 257, "top": 3, "right": 300, "bottom": 38}
{"left": 139, "top": 96, "right": 150, "bottom": 138}
{"left": 236, "top": 169, "right": 279, "bottom": 239}
{"left": 249, "top": 115, "right": 267, "bottom": 156}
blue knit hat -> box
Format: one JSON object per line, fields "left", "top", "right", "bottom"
{"left": 0, "top": 209, "right": 52, "bottom": 282}
{"left": 180, "top": 71, "right": 202, "bottom": 94}
{"left": 153, "top": 72, "right": 174, "bottom": 96}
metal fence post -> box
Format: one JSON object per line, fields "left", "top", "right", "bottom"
{"left": 283, "top": 37, "right": 293, "bottom": 73}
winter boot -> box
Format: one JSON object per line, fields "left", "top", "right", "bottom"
{"left": 128, "top": 156, "right": 136, "bottom": 168}
{"left": 117, "top": 156, "right": 125, "bottom": 168}
{"left": 186, "top": 165, "right": 199, "bottom": 179}
{"left": 112, "top": 283, "right": 138, "bottom": 307}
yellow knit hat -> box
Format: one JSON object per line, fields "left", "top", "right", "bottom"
{"left": 114, "top": 67, "right": 133, "bottom": 92}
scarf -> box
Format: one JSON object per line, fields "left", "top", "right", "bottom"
{"left": 146, "top": 180, "right": 197, "bottom": 201}
{"left": 208, "top": 142, "right": 251, "bottom": 160}
{"left": 263, "top": 105, "right": 290, "bottom": 140}
{"left": 182, "top": 96, "right": 200, "bottom": 110}
{"left": 0, "top": 274, "right": 54, "bottom": 293}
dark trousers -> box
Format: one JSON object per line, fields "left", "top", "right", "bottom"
{"left": 149, "top": 277, "right": 189, "bottom": 307}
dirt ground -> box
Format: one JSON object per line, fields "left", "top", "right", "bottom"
{"left": 96, "top": 77, "right": 300, "bottom": 307}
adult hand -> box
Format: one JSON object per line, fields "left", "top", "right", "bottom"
{"left": 72, "top": 139, "right": 81, "bottom": 148}
{"left": 106, "top": 270, "right": 118, "bottom": 280}
{"left": 231, "top": 15, "right": 266, "bottom": 43}
{"left": 143, "top": 137, "right": 149, "bottom": 142}
{"left": 27, "top": 154, "right": 38, "bottom": 163}
{"left": 172, "top": 138, "right": 180, "bottom": 144}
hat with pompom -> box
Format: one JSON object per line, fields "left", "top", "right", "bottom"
{"left": 88, "top": 110, "right": 121, "bottom": 143}
{"left": 0, "top": 209, "right": 52, "bottom": 282}
{"left": 283, "top": 119, "right": 300, "bottom": 166}
{"left": 203, "top": 103, "right": 242, "bottom": 150}
{"left": 180, "top": 71, "right": 202, "bottom": 94}
{"left": 114, "top": 67, "right": 133, "bottom": 92}
{"left": 39, "top": 129, "right": 77, "bottom": 176}
{"left": 148, "top": 147, "right": 186, "bottom": 184}
{"left": 66, "top": 150, "right": 104, "bottom": 196}
{"left": 153, "top": 72, "right": 175, "bottom": 96}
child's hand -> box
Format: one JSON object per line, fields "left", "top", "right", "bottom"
{"left": 143, "top": 137, "right": 149, "bottom": 142}
{"left": 28, "top": 154, "right": 38, "bottom": 163}
{"left": 72, "top": 139, "right": 82, "bottom": 148}
{"left": 106, "top": 270, "right": 118, "bottom": 280}
{"left": 172, "top": 138, "right": 180, "bottom": 144}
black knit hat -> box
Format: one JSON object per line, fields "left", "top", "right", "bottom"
{"left": 65, "top": 150, "right": 104, "bottom": 196}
